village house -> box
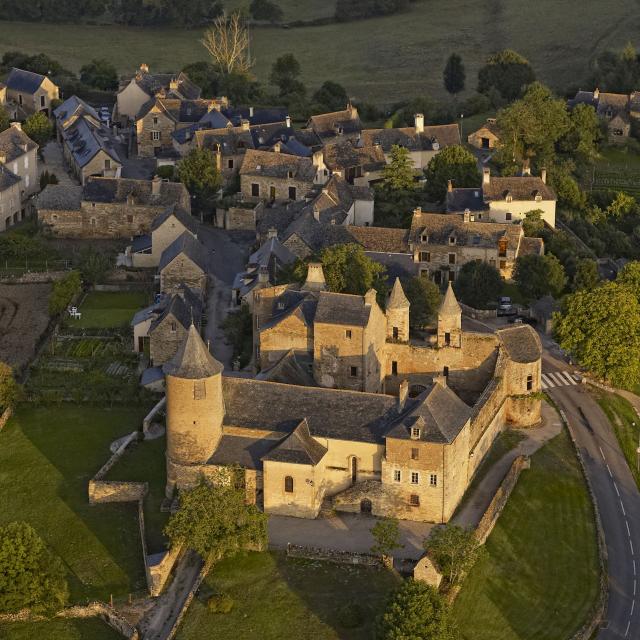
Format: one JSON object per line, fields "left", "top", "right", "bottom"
{"left": 322, "top": 139, "right": 386, "bottom": 186}
{"left": 3, "top": 68, "right": 59, "bottom": 117}
{"left": 447, "top": 167, "right": 557, "bottom": 227}
{"left": 467, "top": 118, "right": 501, "bottom": 150}
{"left": 0, "top": 123, "right": 39, "bottom": 217}
{"left": 159, "top": 231, "right": 209, "bottom": 295}
{"left": 162, "top": 274, "right": 542, "bottom": 523}
{"left": 0, "top": 164, "right": 23, "bottom": 232}
{"left": 305, "top": 104, "right": 362, "bottom": 143}
{"left": 54, "top": 96, "right": 123, "bottom": 184}
{"left": 37, "top": 176, "right": 190, "bottom": 238}
{"left": 0, "top": 83, "right": 20, "bottom": 120}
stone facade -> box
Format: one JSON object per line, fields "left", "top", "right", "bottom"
{"left": 160, "top": 253, "right": 207, "bottom": 295}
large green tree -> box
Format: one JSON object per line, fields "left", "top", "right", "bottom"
{"left": 250, "top": 0, "right": 283, "bottom": 22}
{"left": 616, "top": 261, "right": 640, "bottom": 300}
{"left": 554, "top": 282, "right": 640, "bottom": 387}
{"left": 312, "top": 81, "right": 348, "bottom": 112}
{"left": 269, "top": 53, "right": 305, "bottom": 100}
{"left": 370, "top": 517, "right": 404, "bottom": 558}
{"left": 455, "top": 260, "right": 503, "bottom": 310}
{"left": 164, "top": 479, "right": 267, "bottom": 559}
{"left": 424, "top": 524, "right": 482, "bottom": 588}
{"left": 23, "top": 112, "right": 54, "bottom": 147}
{"left": 572, "top": 258, "right": 600, "bottom": 292}
{"left": 495, "top": 82, "right": 570, "bottom": 170}
{"left": 514, "top": 253, "right": 567, "bottom": 300}
{"left": 403, "top": 276, "right": 441, "bottom": 329}
{"left": 79, "top": 58, "right": 118, "bottom": 90}
{"left": 176, "top": 148, "right": 222, "bottom": 211}
{"left": 376, "top": 579, "right": 456, "bottom": 640}
{"left": 0, "top": 522, "right": 68, "bottom": 613}
{"left": 443, "top": 53, "right": 465, "bottom": 97}
{"left": 559, "top": 103, "right": 601, "bottom": 163}
{"left": 382, "top": 144, "right": 416, "bottom": 192}
{"left": 477, "top": 49, "right": 536, "bottom": 102}
{"left": 424, "top": 145, "right": 480, "bottom": 202}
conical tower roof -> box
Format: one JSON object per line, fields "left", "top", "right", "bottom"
{"left": 387, "top": 277, "right": 410, "bottom": 309}
{"left": 439, "top": 282, "right": 461, "bottom": 317}
{"left": 163, "top": 324, "right": 223, "bottom": 379}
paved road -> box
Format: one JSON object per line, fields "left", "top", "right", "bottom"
{"left": 543, "top": 353, "right": 640, "bottom": 639}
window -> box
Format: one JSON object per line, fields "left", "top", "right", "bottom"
{"left": 288, "top": 170, "right": 294, "bottom": 179}
{"left": 345, "top": 329, "right": 352, "bottom": 339}
{"left": 410, "top": 494, "right": 420, "bottom": 506}
{"left": 430, "top": 474, "right": 438, "bottom": 487}
{"left": 284, "top": 476, "right": 294, "bottom": 493}
{"left": 499, "top": 260, "right": 507, "bottom": 270}
{"left": 411, "top": 448, "right": 419, "bottom": 460}
{"left": 411, "top": 472, "right": 419, "bottom": 484}
{"left": 392, "top": 326, "right": 399, "bottom": 340}
{"left": 18, "top": 95, "right": 22, "bottom": 105}
{"left": 127, "top": 215, "right": 133, "bottom": 223}
{"left": 288, "top": 186, "right": 297, "bottom": 200}
{"left": 350, "top": 366, "right": 358, "bottom": 377}
{"left": 505, "top": 212, "right": 512, "bottom": 221}
{"left": 449, "top": 236, "right": 456, "bottom": 245}
{"left": 527, "top": 374, "right": 533, "bottom": 391}
{"left": 443, "top": 366, "right": 449, "bottom": 377}
{"left": 25, "top": 175, "right": 29, "bottom": 188}
{"left": 193, "top": 380, "right": 206, "bottom": 400}
{"left": 170, "top": 322, "right": 177, "bottom": 332}
{"left": 419, "top": 251, "right": 431, "bottom": 263}
{"left": 444, "top": 332, "right": 451, "bottom": 346}
{"left": 105, "top": 159, "right": 111, "bottom": 170}
{"left": 411, "top": 427, "right": 421, "bottom": 440}
{"left": 448, "top": 270, "right": 455, "bottom": 282}
{"left": 506, "top": 194, "right": 513, "bottom": 203}
{"left": 40, "top": 95, "right": 45, "bottom": 107}
{"left": 448, "top": 253, "right": 456, "bottom": 265}
{"left": 391, "top": 361, "right": 398, "bottom": 375}
{"left": 393, "top": 469, "right": 401, "bottom": 482}
{"left": 421, "top": 234, "right": 429, "bottom": 243}
{"left": 489, "top": 258, "right": 496, "bottom": 267}
{"left": 251, "top": 183, "right": 260, "bottom": 197}
{"left": 153, "top": 116, "right": 158, "bottom": 125}
{"left": 152, "top": 131, "right": 160, "bottom": 141}
{"left": 498, "top": 239, "right": 507, "bottom": 256}
{"left": 90, "top": 218, "right": 97, "bottom": 226}
{"left": 227, "top": 159, "right": 234, "bottom": 169}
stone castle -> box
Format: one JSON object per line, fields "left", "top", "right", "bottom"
{"left": 163, "top": 267, "right": 541, "bottom": 523}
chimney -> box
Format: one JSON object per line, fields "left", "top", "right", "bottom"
{"left": 414, "top": 206, "right": 422, "bottom": 216}
{"left": 249, "top": 106, "right": 254, "bottom": 118}
{"left": 594, "top": 87, "right": 600, "bottom": 100}
{"left": 522, "top": 164, "right": 531, "bottom": 176}
{"left": 258, "top": 266, "right": 269, "bottom": 284}
{"left": 151, "top": 175, "right": 162, "bottom": 196}
{"left": 447, "top": 179, "right": 453, "bottom": 193}
{"left": 312, "top": 149, "right": 324, "bottom": 168}
{"left": 267, "top": 227, "right": 278, "bottom": 239}
{"left": 285, "top": 115, "right": 291, "bottom": 128}
{"left": 0, "top": 153, "right": 5, "bottom": 164}
{"left": 432, "top": 373, "right": 447, "bottom": 388}
{"left": 273, "top": 141, "right": 281, "bottom": 153}
{"left": 9, "top": 122, "right": 21, "bottom": 131}
{"left": 313, "top": 205, "right": 320, "bottom": 222}
{"left": 540, "top": 167, "right": 547, "bottom": 184}
{"left": 169, "top": 78, "right": 178, "bottom": 91}
{"left": 301, "top": 262, "right": 326, "bottom": 291}
{"left": 415, "top": 113, "right": 424, "bottom": 134}
{"left": 240, "top": 119, "right": 250, "bottom": 131}
{"left": 463, "top": 208, "right": 471, "bottom": 223}
{"left": 397, "top": 379, "right": 409, "bottom": 413}
{"left": 482, "top": 167, "right": 490, "bottom": 186}
{"left": 364, "top": 289, "right": 377, "bottom": 307}
{"left": 140, "top": 63, "right": 149, "bottom": 73}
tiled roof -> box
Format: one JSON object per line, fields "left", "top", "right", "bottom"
{"left": 0, "top": 166, "right": 20, "bottom": 191}
{"left": 223, "top": 106, "right": 288, "bottom": 127}
{"left": 163, "top": 324, "right": 222, "bottom": 378}
{"left": 248, "top": 236, "right": 296, "bottom": 269}
{"left": 137, "top": 97, "right": 213, "bottom": 123}
{"left": 307, "top": 106, "right": 361, "bottom": 139}
{"left": 5, "top": 68, "right": 47, "bottom": 94}
{"left": 360, "top": 123, "right": 461, "bottom": 153}
{"left": 134, "top": 70, "right": 201, "bottom": 100}
{"left": 314, "top": 291, "right": 372, "bottom": 327}
{"left": 519, "top": 236, "right": 544, "bottom": 256}
{"left": 0, "top": 126, "right": 36, "bottom": 161}
{"left": 239, "top": 148, "right": 316, "bottom": 181}
{"left": 209, "top": 434, "right": 279, "bottom": 470}
{"left": 262, "top": 419, "right": 327, "bottom": 465}
{"left": 37, "top": 185, "right": 82, "bottom": 210}
{"left": 256, "top": 350, "right": 316, "bottom": 387}
{"left": 60, "top": 117, "right": 121, "bottom": 169}
{"left": 194, "top": 126, "right": 255, "bottom": 154}
{"left": 483, "top": 176, "right": 556, "bottom": 202}
{"left": 83, "top": 177, "right": 188, "bottom": 207}
{"left": 439, "top": 282, "right": 461, "bottom": 316}
{"left": 346, "top": 226, "right": 410, "bottom": 253}
{"left": 388, "top": 277, "right": 409, "bottom": 309}
{"left": 151, "top": 204, "right": 198, "bottom": 236}
{"left": 496, "top": 325, "right": 541, "bottom": 363}
{"left": 446, "top": 187, "right": 486, "bottom": 212}
{"left": 54, "top": 95, "right": 99, "bottom": 127}
{"left": 323, "top": 140, "right": 386, "bottom": 172}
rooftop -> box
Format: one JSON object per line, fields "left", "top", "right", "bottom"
{"left": 163, "top": 324, "right": 222, "bottom": 379}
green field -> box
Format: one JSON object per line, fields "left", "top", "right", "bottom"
{"left": 452, "top": 428, "right": 599, "bottom": 639}
{"left": 177, "top": 551, "right": 400, "bottom": 640}
{"left": 68, "top": 291, "right": 149, "bottom": 329}
{"left": 0, "top": 618, "right": 121, "bottom": 640}
{"left": 592, "top": 145, "right": 640, "bottom": 197}
{"left": 226, "top": 0, "right": 336, "bottom": 21}
{"left": 2, "top": 0, "right": 640, "bottom": 102}
{"left": 0, "top": 405, "right": 149, "bottom": 603}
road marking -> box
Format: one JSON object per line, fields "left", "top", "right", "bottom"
{"left": 560, "top": 371, "right": 578, "bottom": 385}
{"left": 607, "top": 464, "right": 613, "bottom": 477}
{"left": 548, "top": 372, "right": 565, "bottom": 386}
{"left": 541, "top": 371, "right": 579, "bottom": 389}
{"left": 632, "top": 599, "right": 635, "bottom": 616}
{"left": 621, "top": 500, "right": 627, "bottom": 517}
{"left": 634, "top": 560, "right": 637, "bottom": 576}
{"left": 626, "top": 620, "right": 631, "bottom": 637}
{"left": 541, "top": 374, "right": 553, "bottom": 389}
{"left": 615, "top": 482, "right": 621, "bottom": 497}
{"left": 631, "top": 538, "right": 635, "bottom": 556}
{"left": 634, "top": 579, "right": 637, "bottom": 596}
{"left": 599, "top": 446, "right": 606, "bottom": 461}
{"left": 627, "top": 520, "right": 632, "bottom": 537}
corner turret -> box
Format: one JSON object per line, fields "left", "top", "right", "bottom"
{"left": 437, "top": 283, "right": 461, "bottom": 348}
{"left": 386, "top": 278, "right": 410, "bottom": 343}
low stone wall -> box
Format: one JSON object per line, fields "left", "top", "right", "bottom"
{"left": 92, "top": 431, "right": 139, "bottom": 482}
{"left": 147, "top": 544, "right": 184, "bottom": 597}
{"left": 89, "top": 480, "right": 147, "bottom": 504}
{"left": 57, "top": 602, "right": 139, "bottom": 639}
{"left": 0, "top": 406, "right": 12, "bottom": 432}
{"left": 0, "top": 270, "right": 68, "bottom": 284}
{"left": 459, "top": 301, "right": 497, "bottom": 320}
{"left": 475, "top": 455, "right": 530, "bottom": 544}
{"left": 286, "top": 543, "right": 383, "bottom": 567}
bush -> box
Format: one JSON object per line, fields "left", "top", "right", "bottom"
{"left": 207, "top": 593, "right": 234, "bottom": 613}
{"left": 337, "top": 602, "right": 365, "bottom": 628}
{"left": 48, "top": 271, "right": 82, "bottom": 316}
{"left": 156, "top": 165, "right": 175, "bottom": 180}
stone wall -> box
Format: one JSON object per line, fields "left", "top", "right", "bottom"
{"left": 240, "top": 174, "right": 314, "bottom": 204}
{"left": 92, "top": 431, "right": 139, "bottom": 482}
{"left": 137, "top": 108, "right": 176, "bottom": 158}
{"left": 226, "top": 206, "right": 257, "bottom": 231}
{"left": 149, "top": 316, "right": 189, "bottom": 366}
{"left": 57, "top": 602, "right": 139, "bottom": 639}
{"left": 89, "top": 480, "right": 148, "bottom": 504}
{"left": 0, "top": 406, "right": 13, "bottom": 432}
{"left": 459, "top": 301, "right": 497, "bottom": 320}
{"left": 286, "top": 543, "right": 383, "bottom": 567}
{"left": 147, "top": 543, "right": 184, "bottom": 597}
{"left": 160, "top": 256, "right": 206, "bottom": 295}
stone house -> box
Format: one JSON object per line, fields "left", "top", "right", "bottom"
{"left": 0, "top": 166, "right": 23, "bottom": 231}
{"left": 4, "top": 68, "right": 59, "bottom": 117}
{"left": 322, "top": 139, "right": 386, "bottom": 186}
{"left": 38, "top": 176, "right": 190, "bottom": 238}
{"left": 128, "top": 204, "right": 198, "bottom": 268}
{"left": 159, "top": 232, "right": 209, "bottom": 295}
{"left": 0, "top": 83, "right": 20, "bottom": 120}
{"left": 0, "top": 123, "right": 38, "bottom": 218}
{"left": 467, "top": 118, "right": 501, "bottom": 150}
{"left": 163, "top": 278, "right": 542, "bottom": 523}
{"left": 305, "top": 104, "right": 362, "bottom": 143}
{"left": 568, "top": 88, "right": 638, "bottom": 141}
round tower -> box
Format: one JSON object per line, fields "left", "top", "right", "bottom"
{"left": 386, "top": 277, "right": 410, "bottom": 343}
{"left": 163, "top": 324, "right": 225, "bottom": 497}
{"left": 437, "top": 282, "right": 461, "bottom": 348}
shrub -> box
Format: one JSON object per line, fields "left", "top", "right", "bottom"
{"left": 337, "top": 602, "right": 365, "bottom": 628}
{"left": 48, "top": 271, "right": 82, "bottom": 316}
{"left": 156, "top": 165, "right": 175, "bottom": 180}
{"left": 207, "top": 593, "right": 234, "bottom": 613}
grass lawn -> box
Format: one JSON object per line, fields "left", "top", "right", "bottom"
{"left": 0, "top": 405, "right": 150, "bottom": 603}
{"left": 452, "top": 428, "right": 599, "bottom": 639}
{"left": 593, "top": 144, "right": 640, "bottom": 196}
{"left": 226, "top": 0, "right": 336, "bottom": 21}
{"left": 177, "top": 551, "right": 400, "bottom": 640}
{"left": 105, "top": 435, "right": 170, "bottom": 554}
{"left": 596, "top": 392, "right": 640, "bottom": 489}
{"left": 1, "top": 0, "right": 639, "bottom": 103}
{"left": 69, "top": 291, "right": 149, "bottom": 329}
{"left": 0, "top": 618, "right": 121, "bottom": 640}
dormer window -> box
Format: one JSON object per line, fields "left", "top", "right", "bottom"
{"left": 421, "top": 234, "right": 428, "bottom": 243}
{"left": 505, "top": 192, "right": 513, "bottom": 203}
{"left": 288, "top": 170, "right": 294, "bottom": 178}
{"left": 411, "top": 427, "right": 421, "bottom": 439}
{"left": 277, "top": 301, "right": 285, "bottom": 310}
{"left": 449, "top": 236, "right": 456, "bottom": 245}
{"left": 534, "top": 192, "right": 542, "bottom": 202}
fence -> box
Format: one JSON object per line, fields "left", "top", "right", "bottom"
{"left": 286, "top": 543, "right": 384, "bottom": 567}
{"left": 0, "top": 259, "right": 71, "bottom": 279}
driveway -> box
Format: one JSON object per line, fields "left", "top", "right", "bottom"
{"left": 40, "top": 141, "right": 77, "bottom": 186}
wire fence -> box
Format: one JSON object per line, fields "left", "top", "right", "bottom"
{"left": 0, "top": 259, "right": 72, "bottom": 278}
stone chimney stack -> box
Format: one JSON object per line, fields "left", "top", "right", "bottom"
{"left": 267, "top": 227, "right": 278, "bottom": 239}
{"left": 215, "top": 144, "right": 222, "bottom": 172}
{"left": 594, "top": 87, "right": 600, "bottom": 100}
{"left": 151, "top": 175, "right": 162, "bottom": 196}
{"left": 258, "top": 266, "right": 269, "bottom": 284}
{"left": 140, "top": 63, "right": 149, "bottom": 73}
{"left": 482, "top": 167, "right": 491, "bottom": 186}
{"left": 447, "top": 179, "right": 453, "bottom": 193}
{"left": 10, "top": 122, "right": 21, "bottom": 131}
{"left": 312, "top": 149, "right": 324, "bottom": 168}
{"left": 301, "top": 262, "right": 326, "bottom": 292}
{"left": 241, "top": 119, "right": 250, "bottom": 131}
{"left": 313, "top": 205, "right": 320, "bottom": 222}
{"left": 541, "top": 168, "right": 547, "bottom": 184}
{"left": 364, "top": 289, "right": 377, "bottom": 307}
{"left": 415, "top": 113, "right": 424, "bottom": 134}
{"left": 522, "top": 164, "right": 531, "bottom": 176}
{"left": 432, "top": 373, "right": 447, "bottom": 388}
{"left": 463, "top": 208, "right": 471, "bottom": 223}
{"left": 398, "top": 379, "right": 409, "bottom": 413}
{"left": 273, "top": 141, "right": 281, "bottom": 153}
{"left": 285, "top": 115, "right": 291, "bottom": 128}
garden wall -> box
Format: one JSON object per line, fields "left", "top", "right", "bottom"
{"left": 88, "top": 480, "right": 147, "bottom": 504}
{"left": 459, "top": 301, "right": 497, "bottom": 320}
{"left": 286, "top": 543, "right": 384, "bottom": 567}
{"left": 57, "top": 601, "right": 139, "bottom": 639}
{"left": 0, "top": 407, "right": 12, "bottom": 432}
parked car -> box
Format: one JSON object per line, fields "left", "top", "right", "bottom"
{"left": 497, "top": 296, "right": 516, "bottom": 316}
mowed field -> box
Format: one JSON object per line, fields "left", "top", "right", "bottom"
{"left": 1, "top": 0, "right": 640, "bottom": 102}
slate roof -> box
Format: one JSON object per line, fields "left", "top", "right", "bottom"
{"left": 54, "top": 95, "right": 99, "bottom": 127}
{"left": 360, "top": 123, "right": 461, "bottom": 153}
{"left": 307, "top": 106, "right": 361, "bottom": 140}
{"left": 83, "top": 177, "right": 188, "bottom": 207}
{"left": 193, "top": 125, "right": 255, "bottom": 154}
{"left": 131, "top": 234, "right": 152, "bottom": 253}
{"left": 221, "top": 377, "right": 397, "bottom": 443}
{"left": 5, "top": 68, "right": 47, "bottom": 94}
{"left": 314, "top": 291, "right": 373, "bottom": 327}
{"left": 0, "top": 126, "right": 37, "bottom": 163}
{"left": 134, "top": 70, "right": 201, "bottom": 100}
{"left": 322, "top": 140, "right": 386, "bottom": 172}
{"left": 364, "top": 251, "right": 418, "bottom": 281}
{"left": 158, "top": 231, "right": 209, "bottom": 273}
{"left": 163, "top": 324, "right": 222, "bottom": 378}
{"left": 150, "top": 204, "right": 198, "bottom": 236}
{"left": 388, "top": 278, "right": 409, "bottom": 309}
{"left": 172, "top": 110, "right": 233, "bottom": 144}
{"left": 346, "top": 226, "right": 410, "bottom": 253}
{"left": 262, "top": 419, "right": 328, "bottom": 465}
{"left": 256, "top": 200, "right": 307, "bottom": 240}
{"left": 239, "top": 149, "right": 316, "bottom": 182}
{"left": 519, "top": 236, "right": 544, "bottom": 256}
{"left": 445, "top": 187, "right": 486, "bottom": 212}
{"left": 60, "top": 117, "right": 121, "bottom": 169}
{"left": 386, "top": 381, "right": 472, "bottom": 444}
{"left": 256, "top": 350, "right": 316, "bottom": 387}
{"left": 483, "top": 176, "right": 556, "bottom": 202}
{"left": 137, "top": 97, "right": 213, "bottom": 123}
{"left": 439, "top": 282, "right": 461, "bottom": 316}
{"left": 209, "top": 434, "right": 279, "bottom": 470}
{"left": 223, "top": 106, "right": 288, "bottom": 127}
{"left": 37, "top": 185, "right": 82, "bottom": 211}
{"left": 0, "top": 166, "right": 21, "bottom": 191}
{"left": 496, "top": 325, "right": 542, "bottom": 363}
{"left": 282, "top": 211, "right": 354, "bottom": 253}
{"left": 259, "top": 290, "right": 318, "bottom": 332}
{"left": 248, "top": 236, "right": 296, "bottom": 269}
{"left": 149, "top": 292, "right": 194, "bottom": 333}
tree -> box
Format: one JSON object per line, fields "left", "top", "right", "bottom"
{"left": 424, "top": 524, "right": 481, "bottom": 588}
{"left": 176, "top": 148, "right": 222, "bottom": 211}
{"left": 0, "top": 521, "right": 68, "bottom": 613}
{"left": 522, "top": 209, "right": 544, "bottom": 237}
{"left": 79, "top": 58, "right": 118, "bottom": 90}
{"left": 495, "top": 82, "right": 570, "bottom": 170}
{"left": 78, "top": 247, "right": 111, "bottom": 286}
{"left": 573, "top": 258, "right": 600, "bottom": 292}
{"left": 477, "top": 49, "right": 536, "bottom": 102}
{"left": 559, "top": 103, "right": 601, "bottom": 163}
{"left": 514, "top": 254, "right": 567, "bottom": 300}
{"left": 455, "top": 261, "right": 503, "bottom": 310}
{"left": 443, "top": 53, "right": 465, "bottom": 97}
{"left": 382, "top": 145, "right": 416, "bottom": 192}
{"left": 616, "top": 261, "right": 640, "bottom": 300}
{"left": 201, "top": 12, "right": 252, "bottom": 75}
{"left": 376, "top": 579, "right": 456, "bottom": 640}
{"left": 39, "top": 170, "right": 59, "bottom": 190}
{"left": 250, "top": 0, "right": 283, "bottom": 22}
{"left": 403, "top": 276, "right": 441, "bottom": 329}
{"left": 370, "top": 517, "right": 404, "bottom": 558}
{"left": 269, "top": 53, "right": 304, "bottom": 99}
{"left": 48, "top": 271, "right": 81, "bottom": 316}
{"left": 22, "top": 112, "right": 53, "bottom": 147}
{"left": 554, "top": 282, "right": 640, "bottom": 387}
{"left": 313, "top": 81, "right": 349, "bottom": 112}
{"left": 0, "top": 362, "right": 21, "bottom": 411}
{"left": 606, "top": 191, "right": 637, "bottom": 219}
{"left": 181, "top": 61, "right": 219, "bottom": 98}
{"left": 0, "top": 107, "right": 9, "bottom": 133}
{"left": 423, "top": 145, "right": 480, "bottom": 202}
{"left": 164, "top": 479, "right": 267, "bottom": 559}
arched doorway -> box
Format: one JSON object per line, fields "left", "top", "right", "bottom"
{"left": 351, "top": 457, "right": 357, "bottom": 484}
{"left": 360, "top": 498, "right": 372, "bottom": 514}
